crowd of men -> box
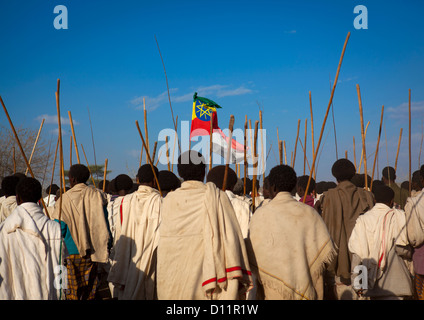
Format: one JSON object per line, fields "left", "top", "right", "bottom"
{"left": 1, "top": 149, "right": 424, "bottom": 300}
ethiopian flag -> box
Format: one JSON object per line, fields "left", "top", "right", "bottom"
{"left": 190, "top": 92, "right": 245, "bottom": 163}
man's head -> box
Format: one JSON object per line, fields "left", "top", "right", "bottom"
{"left": 331, "top": 159, "right": 356, "bottom": 182}
{"left": 46, "top": 184, "right": 59, "bottom": 196}
{"left": 177, "top": 150, "right": 206, "bottom": 182}
{"left": 262, "top": 176, "right": 271, "bottom": 199}
{"left": 158, "top": 170, "right": 181, "bottom": 196}
{"left": 206, "top": 165, "right": 238, "bottom": 191}
{"left": 137, "top": 164, "right": 159, "bottom": 188}
{"left": 296, "top": 175, "right": 315, "bottom": 198}
{"left": 372, "top": 185, "right": 394, "bottom": 207}
{"left": 114, "top": 174, "right": 134, "bottom": 196}
{"left": 1, "top": 175, "right": 20, "bottom": 197}
{"left": 16, "top": 177, "right": 42, "bottom": 205}
{"left": 268, "top": 165, "right": 297, "bottom": 198}
{"left": 412, "top": 170, "right": 423, "bottom": 191}
{"left": 382, "top": 166, "right": 396, "bottom": 184}
{"left": 68, "top": 164, "right": 90, "bottom": 187}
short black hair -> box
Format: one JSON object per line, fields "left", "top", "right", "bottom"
{"left": 420, "top": 165, "right": 424, "bottom": 179}
{"left": 46, "top": 184, "right": 59, "bottom": 195}
{"left": 297, "top": 175, "right": 315, "bottom": 192}
{"left": 177, "top": 150, "right": 206, "bottom": 181}
{"left": 114, "top": 174, "right": 133, "bottom": 191}
{"left": 158, "top": 170, "right": 181, "bottom": 192}
{"left": 315, "top": 181, "right": 326, "bottom": 194}
{"left": 69, "top": 164, "right": 90, "bottom": 183}
{"left": 401, "top": 181, "right": 409, "bottom": 190}
{"left": 16, "top": 177, "right": 42, "bottom": 203}
{"left": 268, "top": 165, "right": 297, "bottom": 193}
{"left": 382, "top": 166, "right": 396, "bottom": 181}
{"left": 372, "top": 185, "right": 394, "bottom": 205}
{"left": 137, "top": 164, "right": 159, "bottom": 184}
{"left": 206, "top": 165, "right": 238, "bottom": 190}
{"left": 332, "top": 159, "right": 356, "bottom": 181}
{"left": 1, "top": 175, "right": 20, "bottom": 197}
{"left": 371, "top": 179, "right": 385, "bottom": 192}
{"left": 351, "top": 173, "right": 371, "bottom": 188}
{"left": 232, "top": 179, "right": 244, "bottom": 195}
{"left": 326, "top": 181, "right": 337, "bottom": 190}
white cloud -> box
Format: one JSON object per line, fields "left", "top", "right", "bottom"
{"left": 387, "top": 100, "right": 424, "bottom": 120}
{"left": 35, "top": 114, "right": 78, "bottom": 126}
{"left": 284, "top": 30, "right": 297, "bottom": 34}
{"left": 131, "top": 84, "right": 253, "bottom": 111}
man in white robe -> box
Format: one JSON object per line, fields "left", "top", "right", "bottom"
{"left": 206, "top": 165, "right": 252, "bottom": 239}
{"left": 349, "top": 185, "right": 413, "bottom": 299}
{"left": 108, "top": 165, "right": 161, "bottom": 300}
{"left": 157, "top": 151, "right": 253, "bottom": 300}
{"left": 0, "top": 175, "right": 19, "bottom": 223}
{"left": 246, "top": 165, "right": 335, "bottom": 300}
{"left": 0, "top": 177, "right": 63, "bottom": 300}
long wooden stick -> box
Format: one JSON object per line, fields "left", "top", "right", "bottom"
{"left": 152, "top": 141, "right": 158, "bottom": 164}
{"left": 370, "top": 105, "right": 384, "bottom": 190}
{"left": 87, "top": 106, "right": 98, "bottom": 180}
{"left": 353, "top": 136, "right": 357, "bottom": 171}
{"left": 283, "top": 140, "right": 287, "bottom": 165}
{"left": 309, "top": 91, "right": 315, "bottom": 179}
{"left": 171, "top": 115, "right": 178, "bottom": 172}
{"left": 303, "top": 32, "right": 350, "bottom": 203}
{"left": 292, "top": 119, "right": 301, "bottom": 168}
{"left": 252, "top": 120, "right": 259, "bottom": 213}
{"left": 47, "top": 136, "right": 59, "bottom": 209}
{"left": 243, "top": 115, "right": 248, "bottom": 195}
{"left": 68, "top": 110, "right": 80, "bottom": 164}
{"left": 409, "top": 89, "right": 412, "bottom": 196}
{"left": 357, "top": 121, "right": 370, "bottom": 174}
{"left": 395, "top": 128, "right": 403, "bottom": 172}
{"left": 304, "top": 118, "right": 307, "bottom": 175}
{"left": 209, "top": 115, "right": 213, "bottom": 171}
{"left": 81, "top": 144, "right": 97, "bottom": 188}
{"left": 55, "top": 79, "right": 64, "bottom": 222}
{"left": 279, "top": 140, "right": 283, "bottom": 165}
{"left": 166, "top": 136, "right": 171, "bottom": 171}
{"left": 259, "top": 110, "right": 265, "bottom": 182}
{"left": 143, "top": 98, "right": 150, "bottom": 159}
{"left": 357, "top": 84, "right": 368, "bottom": 190}
{"left": 0, "top": 96, "right": 50, "bottom": 217}
{"left": 154, "top": 34, "right": 180, "bottom": 153}
{"left": 103, "top": 158, "right": 108, "bottom": 192}
{"left": 222, "top": 115, "right": 235, "bottom": 191}
{"left": 135, "top": 120, "right": 162, "bottom": 196}
{"left": 25, "top": 118, "right": 45, "bottom": 175}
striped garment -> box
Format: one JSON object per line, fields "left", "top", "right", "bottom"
{"left": 64, "top": 254, "right": 98, "bottom": 300}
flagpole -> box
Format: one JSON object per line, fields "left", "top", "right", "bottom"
{"left": 303, "top": 31, "right": 350, "bottom": 203}
{"left": 209, "top": 115, "right": 213, "bottom": 171}
{"left": 252, "top": 120, "right": 259, "bottom": 213}
{"left": 243, "top": 115, "right": 248, "bottom": 195}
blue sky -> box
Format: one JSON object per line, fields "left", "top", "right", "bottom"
{"left": 1, "top": 0, "right": 424, "bottom": 185}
